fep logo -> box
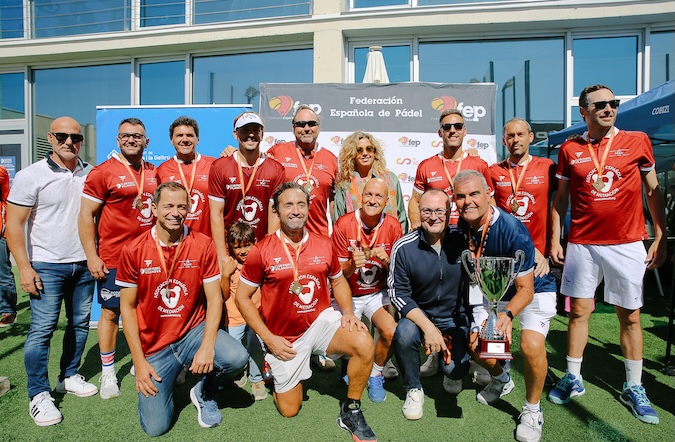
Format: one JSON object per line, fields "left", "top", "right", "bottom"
{"left": 398, "top": 136, "right": 421, "bottom": 147}
{"left": 269, "top": 95, "right": 294, "bottom": 117}
{"left": 431, "top": 96, "right": 458, "bottom": 112}
{"left": 465, "top": 138, "right": 490, "bottom": 149}
{"left": 397, "top": 172, "right": 415, "bottom": 183}
{"left": 331, "top": 135, "right": 343, "bottom": 146}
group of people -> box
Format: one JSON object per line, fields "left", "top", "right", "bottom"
{"left": 1, "top": 82, "right": 666, "bottom": 442}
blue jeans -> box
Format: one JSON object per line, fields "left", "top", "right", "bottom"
{"left": 394, "top": 315, "right": 471, "bottom": 391}
{"left": 0, "top": 237, "right": 17, "bottom": 315}
{"left": 227, "top": 323, "right": 264, "bottom": 383}
{"left": 138, "top": 322, "right": 248, "bottom": 437}
{"left": 24, "top": 261, "right": 94, "bottom": 399}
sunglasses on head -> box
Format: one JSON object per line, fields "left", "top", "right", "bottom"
{"left": 441, "top": 122, "right": 464, "bottom": 131}
{"left": 591, "top": 99, "right": 620, "bottom": 110}
{"left": 356, "top": 145, "right": 375, "bottom": 154}
{"left": 292, "top": 120, "right": 318, "bottom": 128}
{"left": 50, "top": 132, "right": 83, "bottom": 143}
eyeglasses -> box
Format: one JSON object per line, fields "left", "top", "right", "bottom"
{"left": 292, "top": 120, "right": 318, "bottom": 128}
{"left": 50, "top": 132, "right": 83, "bottom": 143}
{"left": 420, "top": 208, "right": 448, "bottom": 218}
{"left": 441, "top": 123, "right": 465, "bottom": 131}
{"left": 356, "top": 145, "right": 375, "bottom": 154}
{"left": 118, "top": 133, "right": 146, "bottom": 141}
{"left": 590, "top": 99, "right": 620, "bottom": 110}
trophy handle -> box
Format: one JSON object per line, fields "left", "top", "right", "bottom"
{"left": 461, "top": 250, "right": 477, "bottom": 284}
{"left": 511, "top": 250, "right": 526, "bottom": 285}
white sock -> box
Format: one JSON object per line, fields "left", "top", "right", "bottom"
{"left": 566, "top": 355, "right": 583, "bottom": 378}
{"left": 370, "top": 363, "right": 383, "bottom": 378}
{"left": 624, "top": 359, "right": 643, "bottom": 386}
{"left": 524, "top": 400, "right": 540, "bottom": 412}
{"left": 493, "top": 368, "right": 509, "bottom": 383}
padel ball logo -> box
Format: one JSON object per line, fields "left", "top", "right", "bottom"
{"left": 431, "top": 96, "right": 458, "bottom": 112}
{"left": 269, "top": 95, "right": 294, "bottom": 117}
{"left": 431, "top": 96, "right": 487, "bottom": 122}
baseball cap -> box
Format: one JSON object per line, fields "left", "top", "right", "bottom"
{"left": 234, "top": 112, "right": 264, "bottom": 129}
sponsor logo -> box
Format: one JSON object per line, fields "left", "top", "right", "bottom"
{"left": 431, "top": 95, "right": 458, "bottom": 112}
{"left": 430, "top": 96, "right": 487, "bottom": 121}
{"left": 268, "top": 95, "right": 294, "bottom": 117}
{"left": 398, "top": 136, "right": 421, "bottom": 147}
{"left": 396, "top": 158, "right": 418, "bottom": 165}
{"left": 144, "top": 260, "right": 152, "bottom": 267}
{"left": 431, "top": 140, "right": 443, "bottom": 148}
{"left": 652, "top": 104, "right": 670, "bottom": 115}
{"left": 118, "top": 176, "right": 126, "bottom": 181}
{"left": 331, "top": 135, "right": 343, "bottom": 146}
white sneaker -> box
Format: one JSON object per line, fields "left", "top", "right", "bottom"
{"left": 442, "top": 376, "right": 462, "bottom": 394}
{"left": 311, "top": 354, "right": 336, "bottom": 371}
{"left": 382, "top": 359, "right": 399, "bottom": 379}
{"left": 55, "top": 374, "right": 98, "bottom": 397}
{"left": 29, "top": 392, "right": 62, "bottom": 427}
{"left": 419, "top": 352, "right": 438, "bottom": 377}
{"left": 515, "top": 408, "right": 544, "bottom": 442}
{"left": 477, "top": 375, "right": 515, "bottom": 405}
{"left": 470, "top": 360, "right": 491, "bottom": 386}
{"left": 99, "top": 371, "right": 120, "bottom": 399}
{"left": 402, "top": 388, "right": 424, "bottom": 420}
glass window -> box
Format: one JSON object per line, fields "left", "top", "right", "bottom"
{"left": 354, "top": 45, "right": 411, "bottom": 83}
{"left": 33, "top": 0, "right": 130, "bottom": 38}
{"left": 419, "top": 38, "right": 565, "bottom": 145}
{"left": 34, "top": 63, "right": 131, "bottom": 164}
{"left": 0, "top": 0, "right": 23, "bottom": 39}
{"left": 194, "top": 0, "right": 310, "bottom": 24}
{"left": 141, "top": 0, "right": 185, "bottom": 27}
{"left": 650, "top": 31, "right": 674, "bottom": 87}
{"left": 0, "top": 73, "right": 25, "bottom": 119}
{"left": 193, "top": 49, "right": 313, "bottom": 112}
{"left": 353, "top": 0, "right": 408, "bottom": 7}
{"left": 140, "top": 61, "right": 185, "bottom": 105}
{"left": 573, "top": 36, "right": 638, "bottom": 96}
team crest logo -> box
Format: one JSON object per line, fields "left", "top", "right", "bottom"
{"left": 360, "top": 266, "right": 378, "bottom": 285}
{"left": 161, "top": 285, "right": 182, "bottom": 309}
{"left": 575, "top": 152, "right": 583, "bottom": 158}
{"left": 190, "top": 194, "right": 199, "bottom": 213}
{"left": 144, "top": 260, "right": 152, "bottom": 267}
{"left": 430, "top": 171, "right": 437, "bottom": 177}
{"left": 229, "top": 177, "right": 237, "bottom": 183}
{"left": 591, "top": 171, "right": 614, "bottom": 192}
{"left": 273, "top": 257, "right": 282, "bottom": 264}
{"left": 295, "top": 279, "right": 316, "bottom": 304}
{"left": 118, "top": 176, "right": 126, "bottom": 181}
{"left": 168, "top": 176, "right": 176, "bottom": 181}
{"left": 513, "top": 196, "right": 529, "bottom": 216}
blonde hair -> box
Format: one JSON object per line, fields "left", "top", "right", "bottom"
{"left": 337, "top": 131, "right": 387, "bottom": 190}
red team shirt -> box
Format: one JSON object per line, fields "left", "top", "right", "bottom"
{"left": 489, "top": 156, "right": 556, "bottom": 256}
{"left": 556, "top": 128, "right": 654, "bottom": 245}
{"left": 115, "top": 226, "right": 220, "bottom": 356}
{"left": 267, "top": 142, "right": 337, "bottom": 236}
{"left": 332, "top": 211, "right": 402, "bottom": 297}
{"left": 157, "top": 154, "right": 216, "bottom": 237}
{"left": 208, "top": 154, "right": 285, "bottom": 241}
{"left": 239, "top": 231, "right": 342, "bottom": 342}
{"left": 82, "top": 155, "right": 158, "bottom": 268}
{"left": 413, "top": 153, "right": 490, "bottom": 224}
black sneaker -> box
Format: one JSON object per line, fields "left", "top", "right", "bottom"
{"left": 337, "top": 403, "right": 377, "bottom": 442}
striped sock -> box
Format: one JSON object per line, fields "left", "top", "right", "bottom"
{"left": 100, "top": 350, "right": 115, "bottom": 373}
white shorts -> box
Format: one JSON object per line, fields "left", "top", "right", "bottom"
{"left": 264, "top": 307, "right": 342, "bottom": 394}
{"left": 561, "top": 242, "right": 647, "bottom": 310}
{"left": 470, "top": 292, "right": 556, "bottom": 337}
{"left": 334, "top": 289, "right": 389, "bottom": 322}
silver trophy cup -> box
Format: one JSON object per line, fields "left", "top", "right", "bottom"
{"left": 461, "top": 249, "right": 525, "bottom": 359}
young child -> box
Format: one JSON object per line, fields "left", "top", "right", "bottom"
{"left": 221, "top": 222, "right": 266, "bottom": 400}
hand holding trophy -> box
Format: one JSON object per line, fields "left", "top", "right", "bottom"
{"left": 461, "top": 250, "right": 525, "bottom": 359}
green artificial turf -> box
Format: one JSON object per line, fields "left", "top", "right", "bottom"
{"left": 1, "top": 273, "right": 674, "bottom": 441}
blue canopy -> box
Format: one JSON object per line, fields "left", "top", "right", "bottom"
{"left": 548, "top": 80, "right": 675, "bottom": 146}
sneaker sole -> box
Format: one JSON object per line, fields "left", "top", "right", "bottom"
{"left": 99, "top": 389, "right": 121, "bottom": 400}
{"left": 619, "top": 395, "right": 660, "bottom": 425}
{"left": 33, "top": 415, "right": 63, "bottom": 427}
{"left": 336, "top": 417, "right": 376, "bottom": 442}
{"left": 547, "top": 388, "right": 584, "bottom": 405}
{"left": 190, "top": 386, "right": 220, "bottom": 428}
{"left": 55, "top": 387, "right": 98, "bottom": 398}
{"left": 402, "top": 409, "right": 423, "bottom": 420}
{"left": 476, "top": 381, "right": 515, "bottom": 405}
{"left": 515, "top": 427, "right": 542, "bottom": 442}
{"left": 368, "top": 392, "right": 386, "bottom": 403}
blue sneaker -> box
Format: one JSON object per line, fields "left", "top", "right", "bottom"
{"left": 619, "top": 382, "right": 659, "bottom": 424}
{"left": 548, "top": 371, "right": 585, "bottom": 405}
{"left": 190, "top": 379, "right": 222, "bottom": 428}
{"left": 367, "top": 374, "right": 386, "bottom": 403}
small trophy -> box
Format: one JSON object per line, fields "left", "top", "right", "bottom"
{"left": 461, "top": 250, "right": 525, "bottom": 360}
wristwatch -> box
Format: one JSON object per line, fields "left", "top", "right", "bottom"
{"left": 500, "top": 309, "right": 514, "bottom": 320}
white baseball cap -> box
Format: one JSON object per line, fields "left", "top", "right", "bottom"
{"left": 234, "top": 112, "right": 264, "bottom": 129}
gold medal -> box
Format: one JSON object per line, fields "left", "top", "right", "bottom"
{"left": 290, "top": 280, "right": 303, "bottom": 296}
{"left": 592, "top": 178, "right": 605, "bottom": 191}
{"left": 135, "top": 197, "right": 144, "bottom": 211}
{"left": 363, "top": 247, "right": 371, "bottom": 260}
{"left": 510, "top": 200, "right": 520, "bottom": 213}
{"left": 303, "top": 182, "right": 314, "bottom": 192}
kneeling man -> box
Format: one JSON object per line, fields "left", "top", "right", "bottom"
{"left": 117, "top": 182, "right": 248, "bottom": 436}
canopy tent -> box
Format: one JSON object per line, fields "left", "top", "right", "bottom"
{"left": 548, "top": 80, "right": 674, "bottom": 146}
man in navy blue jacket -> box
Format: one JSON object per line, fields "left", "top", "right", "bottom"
{"left": 388, "top": 188, "right": 470, "bottom": 421}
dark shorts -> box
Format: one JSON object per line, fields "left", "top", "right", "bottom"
{"left": 97, "top": 268, "right": 121, "bottom": 309}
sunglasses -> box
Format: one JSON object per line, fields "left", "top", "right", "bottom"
{"left": 591, "top": 99, "right": 620, "bottom": 110}
{"left": 441, "top": 123, "right": 464, "bottom": 131}
{"left": 292, "top": 120, "right": 318, "bottom": 128}
{"left": 50, "top": 132, "right": 83, "bottom": 143}
{"left": 356, "top": 145, "right": 375, "bottom": 154}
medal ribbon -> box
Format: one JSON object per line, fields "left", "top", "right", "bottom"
{"left": 586, "top": 129, "right": 615, "bottom": 182}
{"left": 279, "top": 231, "right": 302, "bottom": 283}
{"left": 507, "top": 155, "right": 531, "bottom": 200}
{"left": 441, "top": 151, "right": 464, "bottom": 191}
{"left": 153, "top": 228, "right": 185, "bottom": 289}
{"left": 354, "top": 209, "right": 382, "bottom": 252}
{"left": 295, "top": 144, "right": 317, "bottom": 188}
{"left": 114, "top": 153, "right": 145, "bottom": 209}
{"left": 236, "top": 152, "right": 262, "bottom": 201}
{"left": 468, "top": 207, "right": 492, "bottom": 259}
{"left": 175, "top": 156, "right": 198, "bottom": 194}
